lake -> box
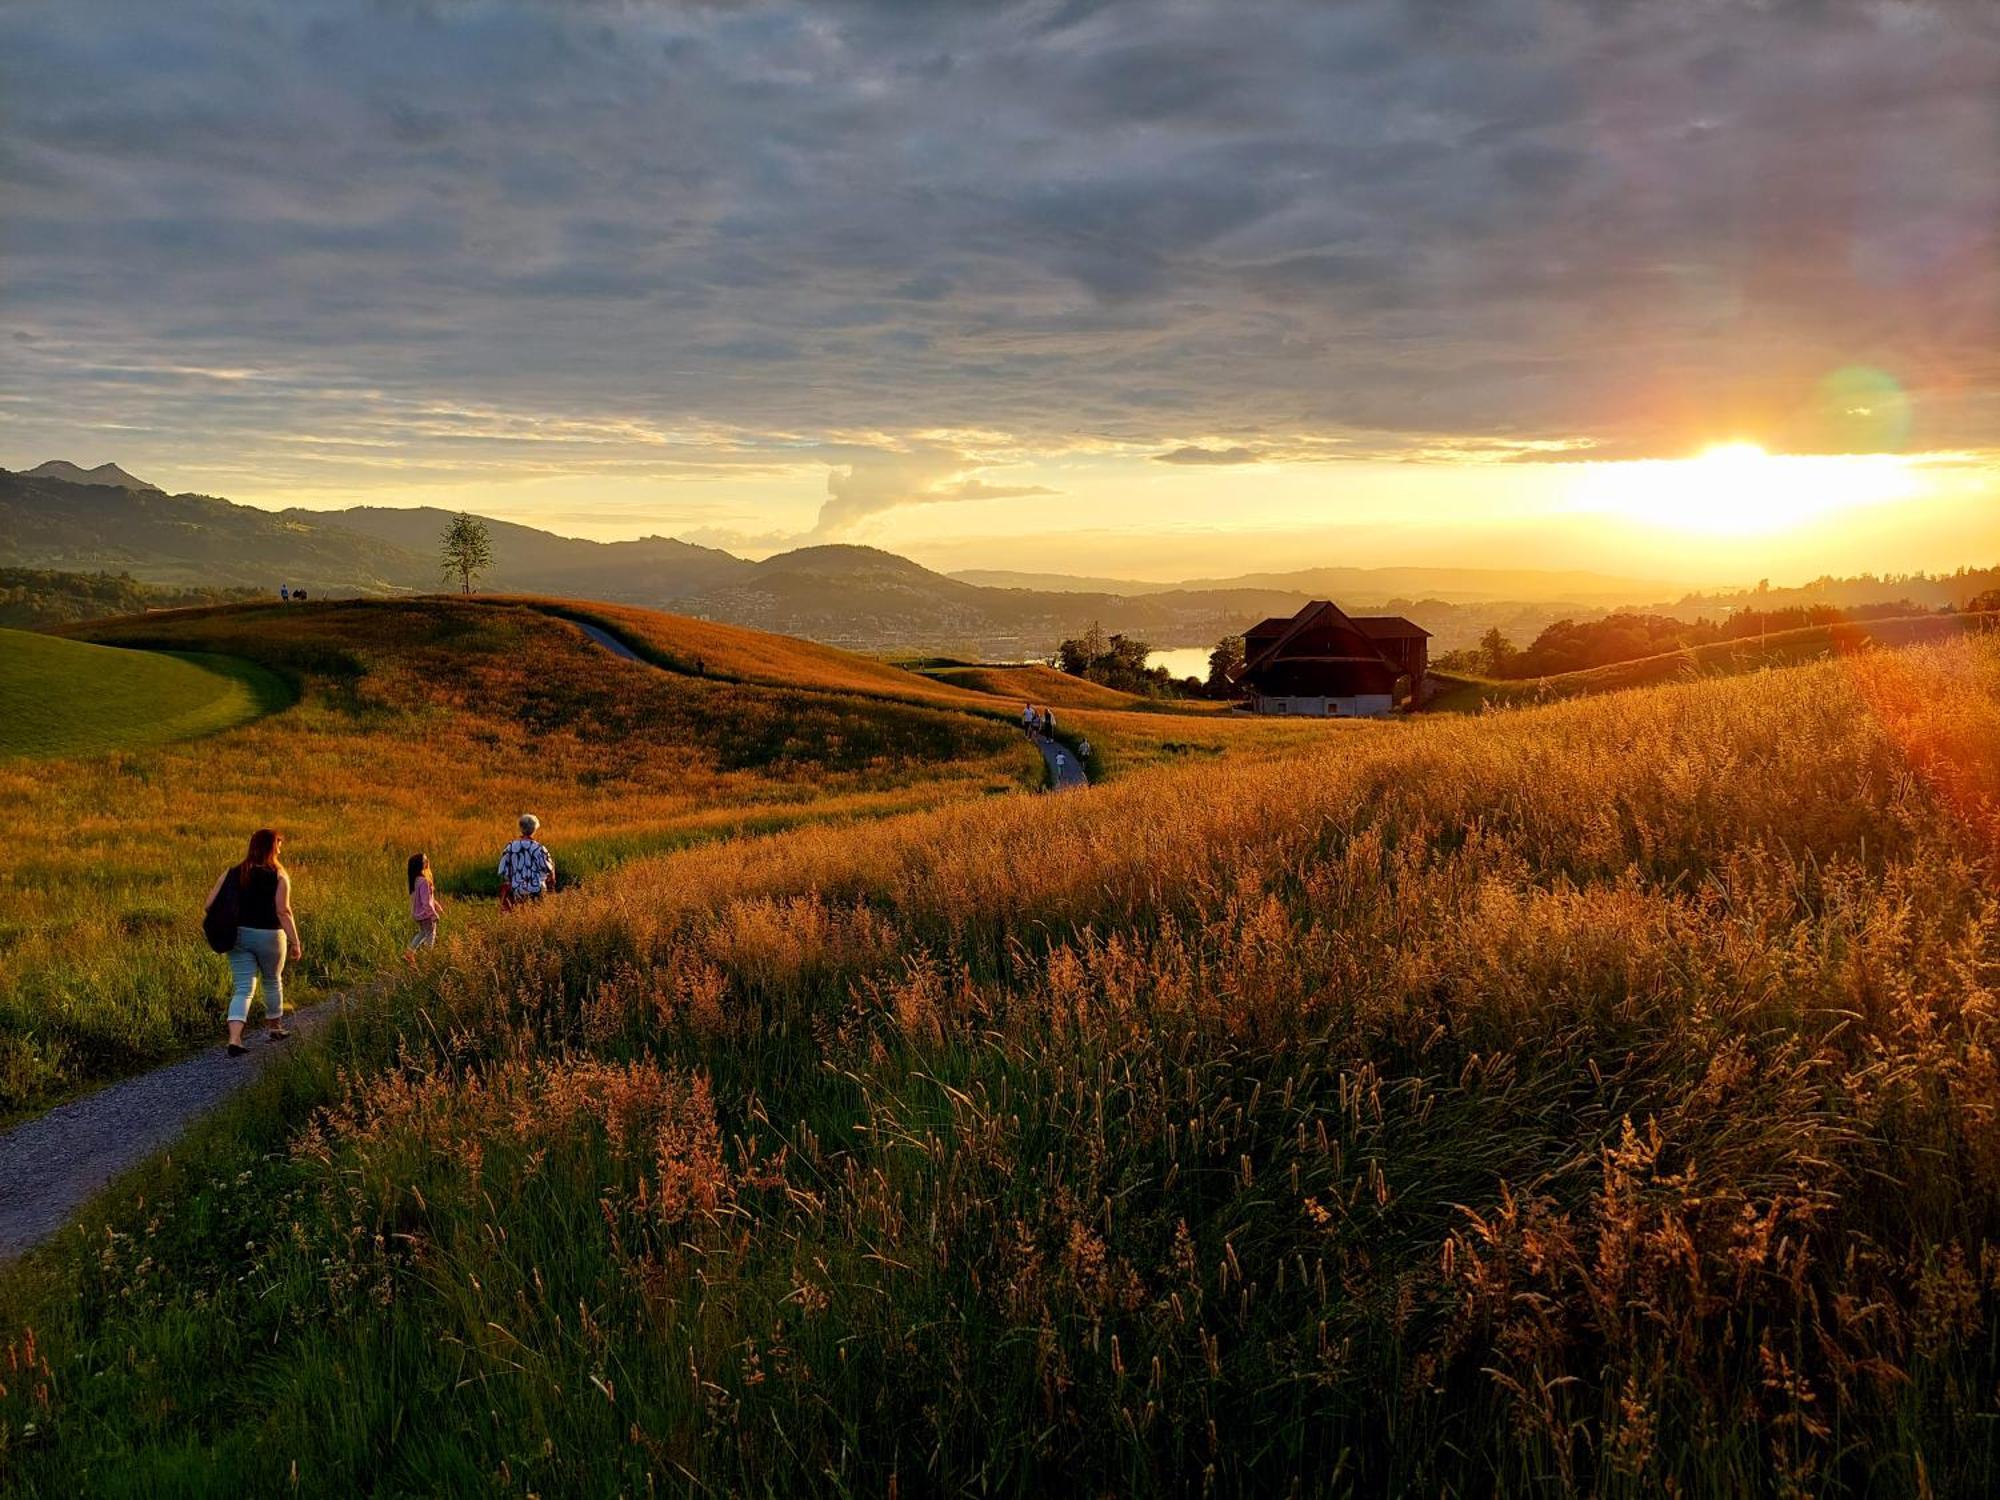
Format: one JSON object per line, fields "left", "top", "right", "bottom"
{"left": 1148, "top": 646, "right": 1214, "bottom": 682}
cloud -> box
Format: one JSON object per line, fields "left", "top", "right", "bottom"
{"left": 1155, "top": 445, "right": 1260, "bottom": 466}
{"left": 1, "top": 0, "right": 1996, "bottom": 511}
{"left": 814, "top": 448, "right": 1057, "bottom": 534}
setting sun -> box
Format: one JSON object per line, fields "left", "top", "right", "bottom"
{"left": 1571, "top": 442, "right": 1921, "bottom": 538}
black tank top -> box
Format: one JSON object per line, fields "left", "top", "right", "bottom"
{"left": 238, "top": 864, "right": 282, "bottom": 929}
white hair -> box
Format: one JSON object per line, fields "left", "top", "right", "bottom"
{"left": 519, "top": 813, "right": 540, "bottom": 835}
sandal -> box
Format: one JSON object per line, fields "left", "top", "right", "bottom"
{"left": 266, "top": 1027, "right": 292, "bottom": 1042}
{"left": 227, "top": 1042, "right": 249, "bottom": 1057}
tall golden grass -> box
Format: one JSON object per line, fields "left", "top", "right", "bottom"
{"left": 0, "top": 598, "right": 1037, "bottom": 1111}
{"left": 8, "top": 635, "right": 2000, "bottom": 1493}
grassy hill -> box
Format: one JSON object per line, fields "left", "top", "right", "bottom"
{"left": 0, "top": 469, "right": 430, "bottom": 592}
{"left": 0, "top": 598, "right": 1045, "bottom": 1115}
{"left": 0, "top": 628, "right": 289, "bottom": 757}
{"left": 5, "top": 632, "right": 1998, "bottom": 1493}
{"left": 1427, "top": 610, "right": 1994, "bottom": 712}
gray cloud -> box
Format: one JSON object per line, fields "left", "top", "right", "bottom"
{"left": 1155, "top": 445, "right": 1260, "bottom": 466}
{"left": 2, "top": 0, "right": 1997, "bottom": 516}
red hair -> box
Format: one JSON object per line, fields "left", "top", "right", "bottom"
{"left": 239, "top": 827, "right": 284, "bottom": 886}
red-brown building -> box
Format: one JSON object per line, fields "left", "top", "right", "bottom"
{"left": 1229, "top": 599, "right": 1429, "bottom": 716}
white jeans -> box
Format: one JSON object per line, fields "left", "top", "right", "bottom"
{"left": 228, "top": 927, "right": 287, "bottom": 1024}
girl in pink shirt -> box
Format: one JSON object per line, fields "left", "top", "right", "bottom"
{"left": 405, "top": 852, "right": 441, "bottom": 963}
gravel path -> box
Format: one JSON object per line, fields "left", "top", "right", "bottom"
{"left": 570, "top": 618, "right": 645, "bottom": 663}
{"left": 0, "top": 996, "right": 350, "bottom": 1261}
{"left": 1033, "top": 732, "right": 1089, "bottom": 790}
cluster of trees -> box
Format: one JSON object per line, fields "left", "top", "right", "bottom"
{"left": 1436, "top": 600, "right": 1940, "bottom": 680}
{"left": 1053, "top": 623, "right": 1181, "bottom": 695}
{"left": 1051, "top": 625, "right": 1251, "bottom": 699}
{"left": 0, "top": 568, "right": 266, "bottom": 629}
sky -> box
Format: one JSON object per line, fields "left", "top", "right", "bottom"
{"left": 3, "top": 0, "right": 1998, "bottom": 586}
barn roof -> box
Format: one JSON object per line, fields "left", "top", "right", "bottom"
{"left": 1233, "top": 599, "right": 1370, "bottom": 681}
{"left": 1351, "top": 615, "right": 1432, "bottom": 640}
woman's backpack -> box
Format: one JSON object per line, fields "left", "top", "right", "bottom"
{"left": 202, "top": 869, "right": 241, "bottom": 954}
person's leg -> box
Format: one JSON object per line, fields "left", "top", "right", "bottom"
{"left": 258, "top": 928, "right": 289, "bottom": 1036}
{"left": 420, "top": 918, "right": 438, "bottom": 949}
{"left": 226, "top": 942, "right": 257, "bottom": 1049}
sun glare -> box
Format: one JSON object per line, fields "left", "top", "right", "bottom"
{"left": 1572, "top": 442, "right": 1920, "bottom": 538}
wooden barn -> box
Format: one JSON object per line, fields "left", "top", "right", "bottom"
{"left": 1229, "top": 599, "right": 1430, "bottom": 717}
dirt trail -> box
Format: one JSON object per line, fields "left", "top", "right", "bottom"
{"left": 0, "top": 997, "right": 350, "bottom": 1261}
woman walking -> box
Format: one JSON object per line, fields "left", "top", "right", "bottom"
{"left": 204, "top": 827, "right": 303, "bottom": 1056}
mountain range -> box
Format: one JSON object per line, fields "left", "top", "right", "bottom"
{"left": 0, "top": 462, "right": 1710, "bottom": 656}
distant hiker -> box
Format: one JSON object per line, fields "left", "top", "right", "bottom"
{"left": 405, "top": 852, "right": 440, "bottom": 963}
{"left": 1022, "top": 703, "right": 1036, "bottom": 735}
{"left": 1077, "top": 738, "right": 1091, "bottom": 763}
{"left": 280, "top": 584, "right": 290, "bottom": 602}
{"left": 202, "top": 827, "right": 301, "bottom": 1056}
{"left": 498, "top": 814, "right": 556, "bottom": 908}
{"left": 1042, "top": 708, "right": 1056, "bottom": 737}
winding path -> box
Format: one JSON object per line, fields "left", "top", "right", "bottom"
{"left": 0, "top": 996, "right": 351, "bottom": 1260}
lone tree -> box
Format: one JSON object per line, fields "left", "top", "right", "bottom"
{"left": 1478, "top": 626, "right": 1516, "bottom": 678}
{"left": 440, "top": 512, "right": 494, "bottom": 595}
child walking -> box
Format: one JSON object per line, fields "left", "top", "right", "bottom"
{"left": 405, "top": 852, "right": 440, "bottom": 963}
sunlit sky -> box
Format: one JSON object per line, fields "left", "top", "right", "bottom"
{"left": 4, "top": 1, "right": 1998, "bottom": 587}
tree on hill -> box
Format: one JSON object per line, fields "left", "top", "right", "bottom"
{"left": 440, "top": 513, "right": 494, "bottom": 594}
{"left": 1478, "top": 626, "right": 1515, "bottom": 677}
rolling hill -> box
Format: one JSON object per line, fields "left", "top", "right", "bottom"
{"left": 0, "top": 463, "right": 1678, "bottom": 655}
{"left": 0, "top": 628, "right": 289, "bottom": 758}
{"left": 0, "top": 469, "right": 431, "bottom": 592}
{"left": 1425, "top": 610, "right": 1995, "bottom": 711}
{"left": 285, "top": 503, "right": 751, "bottom": 600}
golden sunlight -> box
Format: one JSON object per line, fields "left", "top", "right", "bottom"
{"left": 1569, "top": 442, "right": 1922, "bottom": 538}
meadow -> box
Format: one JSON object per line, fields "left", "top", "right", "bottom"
{"left": 5, "top": 627, "right": 1999, "bottom": 1494}
{"left": 0, "top": 598, "right": 1044, "bottom": 1114}
{"left": 0, "top": 628, "right": 289, "bottom": 759}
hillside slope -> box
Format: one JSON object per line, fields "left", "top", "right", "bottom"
{"left": 1427, "top": 611, "right": 1993, "bottom": 711}
{"left": 7, "top": 634, "right": 1998, "bottom": 1493}
{"left": 0, "top": 597, "right": 1039, "bottom": 1114}
{"left": 0, "top": 470, "right": 429, "bottom": 592}
{"left": 0, "top": 628, "right": 288, "bottom": 757}
{"left": 287, "top": 504, "right": 752, "bottom": 600}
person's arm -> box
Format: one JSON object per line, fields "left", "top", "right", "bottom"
{"left": 205, "top": 868, "right": 229, "bottom": 907}
{"left": 544, "top": 847, "right": 557, "bottom": 890}
{"left": 276, "top": 872, "right": 304, "bottom": 961}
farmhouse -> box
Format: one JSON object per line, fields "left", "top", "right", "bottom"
{"left": 1229, "top": 599, "right": 1430, "bottom": 717}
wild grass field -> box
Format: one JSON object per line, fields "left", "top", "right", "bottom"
{"left": 1429, "top": 610, "right": 1995, "bottom": 713}
{"left": 0, "top": 628, "right": 290, "bottom": 758}
{"left": 5, "top": 629, "right": 1999, "bottom": 1495}
{"left": 0, "top": 598, "right": 1047, "bottom": 1115}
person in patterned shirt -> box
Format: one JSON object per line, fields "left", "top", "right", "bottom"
{"left": 498, "top": 813, "right": 556, "bottom": 907}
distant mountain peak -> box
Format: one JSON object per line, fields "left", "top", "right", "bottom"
{"left": 25, "top": 460, "right": 162, "bottom": 493}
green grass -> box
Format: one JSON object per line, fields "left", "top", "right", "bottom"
{"left": 0, "top": 628, "right": 290, "bottom": 758}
